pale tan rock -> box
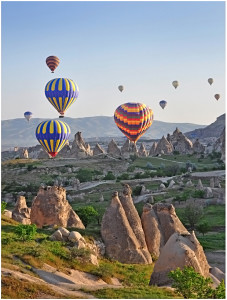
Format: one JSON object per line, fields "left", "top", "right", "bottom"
{"left": 138, "top": 143, "right": 148, "bottom": 157}
{"left": 107, "top": 139, "right": 121, "bottom": 156}
{"left": 93, "top": 143, "right": 105, "bottom": 156}
{"left": 209, "top": 267, "right": 225, "bottom": 282}
{"left": 51, "top": 230, "right": 64, "bottom": 241}
{"left": 155, "top": 136, "right": 173, "bottom": 155}
{"left": 58, "top": 227, "right": 70, "bottom": 238}
{"left": 141, "top": 203, "right": 188, "bottom": 257}
{"left": 70, "top": 132, "right": 93, "bottom": 158}
{"left": 68, "top": 231, "right": 85, "bottom": 243}
{"left": 169, "top": 128, "right": 193, "bottom": 154}
{"left": 30, "top": 186, "right": 85, "bottom": 229}
{"left": 149, "top": 142, "right": 158, "bottom": 156}
{"left": 3, "top": 209, "right": 12, "bottom": 218}
{"left": 12, "top": 196, "right": 31, "bottom": 224}
{"left": 149, "top": 231, "right": 210, "bottom": 286}
{"left": 193, "top": 139, "right": 205, "bottom": 153}
{"left": 101, "top": 190, "right": 152, "bottom": 264}
{"left": 196, "top": 179, "right": 204, "bottom": 190}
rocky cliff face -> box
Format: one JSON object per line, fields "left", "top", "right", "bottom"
{"left": 30, "top": 186, "right": 85, "bottom": 229}
{"left": 186, "top": 114, "right": 225, "bottom": 139}
{"left": 101, "top": 186, "right": 152, "bottom": 264}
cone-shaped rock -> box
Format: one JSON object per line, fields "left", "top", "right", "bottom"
{"left": 141, "top": 203, "right": 188, "bottom": 257}
{"left": 101, "top": 189, "right": 152, "bottom": 264}
{"left": 12, "top": 196, "right": 31, "bottom": 224}
{"left": 71, "top": 132, "right": 93, "bottom": 158}
{"left": 193, "top": 139, "right": 205, "bottom": 153}
{"left": 155, "top": 136, "right": 173, "bottom": 155}
{"left": 149, "top": 232, "right": 210, "bottom": 286}
{"left": 139, "top": 143, "right": 148, "bottom": 157}
{"left": 121, "top": 140, "right": 138, "bottom": 158}
{"left": 169, "top": 128, "right": 193, "bottom": 154}
{"left": 149, "top": 142, "right": 158, "bottom": 156}
{"left": 107, "top": 139, "right": 121, "bottom": 156}
{"left": 30, "top": 186, "right": 85, "bottom": 229}
{"left": 93, "top": 143, "right": 105, "bottom": 156}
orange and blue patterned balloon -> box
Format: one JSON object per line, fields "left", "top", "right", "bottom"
{"left": 114, "top": 102, "right": 154, "bottom": 143}
{"left": 36, "top": 120, "right": 71, "bottom": 157}
{"left": 45, "top": 78, "right": 79, "bottom": 116}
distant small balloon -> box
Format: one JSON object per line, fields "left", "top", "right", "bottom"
{"left": 118, "top": 85, "right": 124, "bottom": 92}
{"left": 208, "top": 78, "right": 214, "bottom": 85}
{"left": 159, "top": 100, "right": 167, "bottom": 109}
{"left": 214, "top": 94, "right": 220, "bottom": 101}
{"left": 46, "top": 56, "right": 60, "bottom": 73}
{"left": 24, "top": 111, "right": 33, "bottom": 122}
{"left": 172, "top": 81, "right": 179, "bottom": 89}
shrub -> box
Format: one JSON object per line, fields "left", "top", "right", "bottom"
{"left": 15, "top": 224, "right": 37, "bottom": 241}
{"left": 182, "top": 203, "right": 204, "bottom": 230}
{"left": 196, "top": 221, "right": 211, "bottom": 236}
{"left": 1, "top": 201, "right": 7, "bottom": 214}
{"left": 129, "top": 154, "right": 138, "bottom": 162}
{"left": 76, "top": 168, "right": 93, "bottom": 182}
{"left": 70, "top": 247, "right": 91, "bottom": 260}
{"left": 117, "top": 173, "right": 129, "bottom": 180}
{"left": 133, "top": 186, "right": 142, "bottom": 196}
{"left": 146, "top": 162, "right": 154, "bottom": 170}
{"left": 103, "top": 171, "right": 115, "bottom": 180}
{"left": 192, "top": 190, "right": 205, "bottom": 198}
{"left": 168, "top": 266, "right": 225, "bottom": 299}
{"left": 127, "top": 165, "right": 135, "bottom": 172}
{"left": 173, "top": 150, "right": 180, "bottom": 155}
{"left": 75, "top": 206, "right": 99, "bottom": 227}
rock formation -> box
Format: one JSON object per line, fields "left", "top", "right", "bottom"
{"left": 196, "top": 179, "right": 204, "bottom": 190}
{"left": 93, "top": 143, "right": 105, "bottom": 156}
{"left": 12, "top": 196, "right": 31, "bottom": 224}
{"left": 193, "top": 139, "right": 205, "bottom": 153}
{"left": 121, "top": 140, "right": 138, "bottom": 158}
{"left": 141, "top": 203, "right": 188, "bottom": 257}
{"left": 101, "top": 187, "right": 152, "bottom": 264}
{"left": 149, "top": 142, "right": 158, "bottom": 156}
{"left": 138, "top": 143, "right": 148, "bottom": 157}
{"left": 30, "top": 186, "right": 85, "bottom": 229}
{"left": 149, "top": 231, "right": 210, "bottom": 286}
{"left": 70, "top": 132, "right": 93, "bottom": 158}
{"left": 155, "top": 136, "right": 173, "bottom": 155}
{"left": 169, "top": 128, "right": 193, "bottom": 154}
{"left": 107, "top": 139, "right": 121, "bottom": 157}
{"left": 213, "top": 127, "right": 225, "bottom": 162}
{"left": 57, "top": 143, "right": 71, "bottom": 158}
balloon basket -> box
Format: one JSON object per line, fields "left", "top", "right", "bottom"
{"left": 59, "top": 115, "right": 64, "bottom": 118}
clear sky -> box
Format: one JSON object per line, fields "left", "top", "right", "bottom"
{"left": 1, "top": 1, "right": 226, "bottom": 124}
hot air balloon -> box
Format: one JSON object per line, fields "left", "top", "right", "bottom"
{"left": 114, "top": 102, "right": 154, "bottom": 143}
{"left": 46, "top": 56, "right": 60, "bottom": 73}
{"left": 172, "top": 81, "right": 179, "bottom": 89}
{"left": 118, "top": 85, "right": 124, "bottom": 92}
{"left": 214, "top": 94, "right": 220, "bottom": 101}
{"left": 208, "top": 78, "right": 214, "bottom": 85}
{"left": 45, "top": 78, "right": 79, "bottom": 117}
{"left": 159, "top": 100, "right": 167, "bottom": 109}
{"left": 24, "top": 111, "right": 33, "bottom": 122}
{"left": 36, "top": 120, "right": 71, "bottom": 158}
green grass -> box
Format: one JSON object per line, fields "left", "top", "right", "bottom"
{"left": 197, "top": 232, "right": 225, "bottom": 250}
{"left": 92, "top": 286, "right": 179, "bottom": 299}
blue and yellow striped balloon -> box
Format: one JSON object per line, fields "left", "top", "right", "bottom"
{"left": 36, "top": 120, "right": 71, "bottom": 157}
{"left": 45, "top": 78, "right": 79, "bottom": 116}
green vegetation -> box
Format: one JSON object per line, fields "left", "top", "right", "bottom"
{"left": 197, "top": 232, "right": 225, "bottom": 250}
{"left": 182, "top": 203, "right": 204, "bottom": 230}
{"left": 74, "top": 206, "right": 99, "bottom": 227}
{"left": 103, "top": 171, "right": 116, "bottom": 180}
{"left": 196, "top": 221, "right": 211, "bottom": 236}
{"left": 14, "top": 224, "right": 37, "bottom": 241}
{"left": 168, "top": 266, "right": 225, "bottom": 299}
{"left": 1, "top": 201, "right": 7, "bottom": 213}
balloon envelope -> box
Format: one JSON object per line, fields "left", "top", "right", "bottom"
{"left": 118, "top": 85, "right": 124, "bottom": 92}
{"left": 208, "top": 78, "right": 214, "bottom": 85}
{"left": 214, "top": 94, "right": 220, "bottom": 101}
{"left": 45, "top": 78, "right": 79, "bottom": 116}
{"left": 114, "top": 102, "right": 154, "bottom": 143}
{"left": 24, "top": 111, "right": 33, "bottom": 122}
{"left": 159, "top": 100, "right": 167, "bottom": 109}
{"left": 36, "top": 120, "right": 71, "bottom": 157}
{"left": 46, "top": 56, "right": 60, "bottom": 73}
{"left": 172, "top": 81, "right": 179, "bottom": 89}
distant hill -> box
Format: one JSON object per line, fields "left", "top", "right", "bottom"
{"left": 1, "top": 116, "right": 207, "bottom": 150}
{"left": 185, "top": 114, "right": 225, "bottom": 139}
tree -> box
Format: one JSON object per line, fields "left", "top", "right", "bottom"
{"left": 75, "top": 206, "right": 98, "bottom": 227}
{"left": 168, "top": 266, "right": 225, "bottom": 299}
{"left": 182, "top": 203, "right": 204, "bottom": 230}
{"left": 196, "top": 221, "right": 211, "bottom": 236}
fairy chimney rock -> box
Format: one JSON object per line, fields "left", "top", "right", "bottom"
{"left": 93, "top": 143, "right": 105, "bottom": 156}
{"left": 149, "top": 142, "right": 158, "bottom": 156}
{"left": 30, "top": 186, "right": 85, "bottom": 229}
{"left": 141, "top": 203, "right": 188, "bottom": 257}
{"left": 107, "top": 139, "right": 121, "bottom": 156}
{"left": 71, "top": 132, "right": 93, "bottom": 158}
{"left": 193, "top": 139, "right": 205, "bottom": 153}
{"left": 155, "top": 136, "right": 173, "bottom": 155}
{"left": 101, "top": 186, "right": 152, "bottom": 264}
{"left": 12, "top": 196, "right": 31, "bottom": 224}
{"left": 169, "top": 128, "right": 193, "bottom": 154}
{"left": 149, "top": 231, "right": 210, "bottom": 286}
{"left": 139, "top": 143, "right": 148, "bottom": 157}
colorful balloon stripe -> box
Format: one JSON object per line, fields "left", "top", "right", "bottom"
{"left": 36, "top": 120, "right": 71, "bottom": 157}
{"left": 114, "top": 102, "right": 153, "bottom": 142}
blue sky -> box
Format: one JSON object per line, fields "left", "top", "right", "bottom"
{"left": 1, "top": 1, "right": 225, "bottom": 124}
